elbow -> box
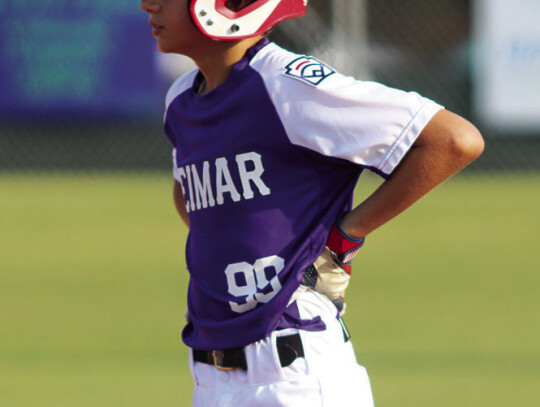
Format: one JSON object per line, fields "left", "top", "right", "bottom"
{"left": 450, "top": 123, "right": 485, "bottom": 165}
{"left": 414, "top": 110, "right": 485, "bottom": 173}
{"left": 416, "top": 110, "right": 485, "bottom": 168}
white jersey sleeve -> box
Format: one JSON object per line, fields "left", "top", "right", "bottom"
{"left": 251, "top": 44, "right": 444, "bottom": 176}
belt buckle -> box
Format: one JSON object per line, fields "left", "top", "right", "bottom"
{"left": 211, "top": 350, "right": 234, "bottom": 371}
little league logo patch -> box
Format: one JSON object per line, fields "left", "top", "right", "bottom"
{"left": 283, "top": 56, "right": 335, "bottom": 86}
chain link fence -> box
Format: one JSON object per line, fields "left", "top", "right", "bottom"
{"left": 1, "top": 0, "right": 538, "bottom": 172}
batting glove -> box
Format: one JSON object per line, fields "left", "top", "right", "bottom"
{"left": 325, "top": 220, "right": 365, "bottom": 275}
{"left": 303, "top": 218, "right": 365, "bottom": 315}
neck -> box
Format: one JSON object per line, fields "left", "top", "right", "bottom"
{"left": 193, "top": 36, "right": 264, "bottom": 95}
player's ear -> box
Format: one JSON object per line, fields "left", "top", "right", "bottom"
{"left": 191, "top": 0, "right": 306, "bottom": 40}
{"left": 226, "top": 0, "right": 275, "bottom": 37}
{"left": 225, "top": 0, "right": 258, "bottom": 12}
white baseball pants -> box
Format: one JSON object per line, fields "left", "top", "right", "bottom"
{"left": 189, "top": 288, "right": 375, "bottom": 406}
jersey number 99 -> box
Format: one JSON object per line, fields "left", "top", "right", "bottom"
{"left": 225, "top": 255, "right": 285, "bottom": 313}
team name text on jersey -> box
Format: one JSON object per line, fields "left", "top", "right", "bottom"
{"left": 177, "top": 151, "right": 271, "bottom": 213}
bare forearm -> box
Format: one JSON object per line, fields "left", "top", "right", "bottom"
{"left": 340, "top": 110, "right": 484, "bottom": 238}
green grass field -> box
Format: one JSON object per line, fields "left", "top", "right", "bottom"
{"left": 1, "top": 172, "right": 538, "bottom": 406}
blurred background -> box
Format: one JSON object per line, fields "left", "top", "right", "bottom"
{"left": 2, "top": 0, "right": 540, "bottom": 171}
{"left": 1, "top": 1, "right": 538, "bottom": 406}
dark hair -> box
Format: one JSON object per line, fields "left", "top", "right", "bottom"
{"left": 225, "top": 0, "right": 258, "bottom": 12}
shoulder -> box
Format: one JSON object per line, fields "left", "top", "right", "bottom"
{"left": 250, "top": 42, "right": 343, "bottom": 92}
{"left": 165, "top": 69, "right": 198, "bottom": 110}
{"left": 253, "top": 43, "right": 442, "bottom": 117}
{"left": 250, "top": 42, "right": 380, "bottom": 110}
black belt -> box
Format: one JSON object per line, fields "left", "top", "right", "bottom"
{"left": 192, "top": 333, "right": 304, "bottom": 371}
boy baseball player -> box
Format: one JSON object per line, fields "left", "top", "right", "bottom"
{"left": 140, "top": 0, "right": 484, "bottom": 405}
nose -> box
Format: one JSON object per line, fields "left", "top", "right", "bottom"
{"left": 140, "top": 0, "right": 160, "bottom": 13}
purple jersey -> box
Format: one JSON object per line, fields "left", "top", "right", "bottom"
{"left": 164, "top": 38, "right": 443, "bottom": 350}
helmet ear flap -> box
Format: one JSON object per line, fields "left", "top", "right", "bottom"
{"left": 190, "top": 0, "right": 308, "bottom": 41}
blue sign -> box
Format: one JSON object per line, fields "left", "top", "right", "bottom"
{"left": 0, "top": 1, "right": 164, "bottom": 117}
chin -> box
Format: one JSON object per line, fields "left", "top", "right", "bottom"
{"left": 156, "top": 41, "right": 188, "bottom": 55}
{"left": 156, "top": 42, "right": 173, "bottom": 54}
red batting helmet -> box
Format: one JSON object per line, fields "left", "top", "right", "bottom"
{"left": 190, "top": 0, "right": 308, "bottom": 41}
